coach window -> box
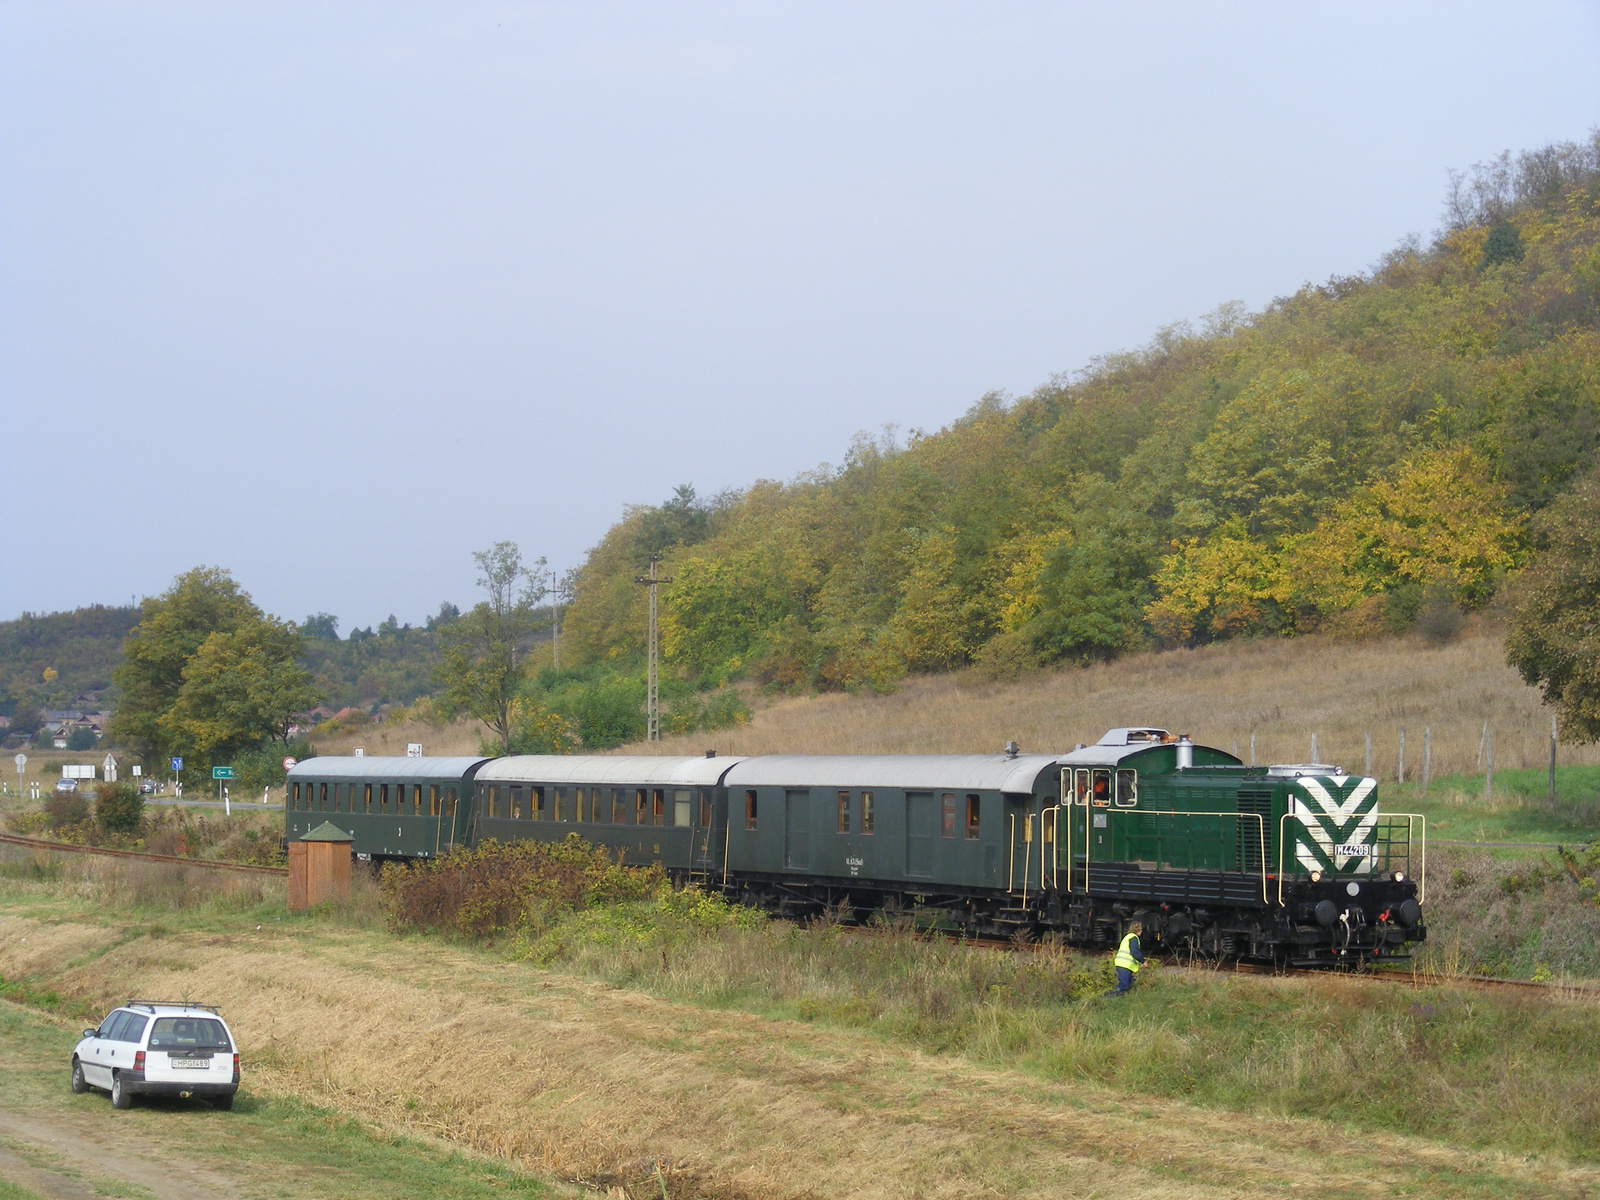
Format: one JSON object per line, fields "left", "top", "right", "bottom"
{"left": 429, "top": 785, "right": 440, "bottom": 817}
{"left": 291, "top": 783, "right": 300, "bottom": 808}
{"left": 510, "top": 787, "right": 525, "bottom": 820}
{"left": 1115, "top": 769, "right": 1138, "bottom": 808}
{"left": 745, "top": 790, "right": 758, "bottom": 831}
{"left": 414, "top": 784, "right": 423, "bottom": 815}
{"left": 581, "top": 787, "right": 593, "bottom": 822}
{"left": 860, "top": 791, "right": 874, "bottom": 835}
{"left": 633, "top": 789, "right": 647, "bottom": 825}
{"left": 1091, "top": 770, "right": 1111, "bottom": 807}
{"left": 364, "top": 784, "right": 373, "bottom": 814}
{"left": 380, "top": 784, "right": 391, "bottom": 814}
{"left": 941, "top": 793, "right": 956, "bottom": 838}
{"left": 966, "top": 794, "right": 981, "bottom": 839}
{"left": 652, "top": 789, "right": 665, "bottom": 826}
{"left": 837, "top": 791, "right": 850, "bottom": 833}
{"left": 673, "top": 789, "right": 692, "bottom": 827}
{"left": 613, "top": 789, "right": 625, "bottom": 824}
{"left": 444, "top": 787, "right": 457, "bottom": 820}
{"left": 315, "top": 783, "right": 325, "bottom": 810}
{"left": 699, "top": 790, "right": 712, "bottom": 827}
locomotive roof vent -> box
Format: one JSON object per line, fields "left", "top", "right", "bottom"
{"left": 1004, "top": 740, "right": 1020, "bottom": 758}
{"left": 1097, "top": 727, "right": 1171, "bottom": 746}
{"left": 1265, "top": 763, "right": 1342, "bottom": 777}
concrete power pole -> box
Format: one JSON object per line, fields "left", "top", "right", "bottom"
{"left": 633, "top": 554, "right": 672, "bottom": 742}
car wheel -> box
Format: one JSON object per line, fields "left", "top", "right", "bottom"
{"left": 213, "top": 1093, "right": 234, "bottom": 1111}
{"left": 71, "top": 1060, "right": 87, "bottom": 1094}
{"left": 111, "top": 1073, "right": 133, "bottom": 1110}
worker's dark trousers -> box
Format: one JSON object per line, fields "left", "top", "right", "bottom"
{"left": 1108, "top": 967, "right": 1135, "bottom": 995}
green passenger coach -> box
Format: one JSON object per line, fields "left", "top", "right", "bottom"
{"left": 285, "top": 757, "right": 488, "bottom": 859}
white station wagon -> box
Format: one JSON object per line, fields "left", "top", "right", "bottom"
{"left": 71, "top": 1002, "right": 239, "bottom": 1110}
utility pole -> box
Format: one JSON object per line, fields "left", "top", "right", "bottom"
{"left": 633, "top": 554, "right": 672, "bottom": 742}
{"left": 551, "top": 566, "right": 561, "bottom": 676}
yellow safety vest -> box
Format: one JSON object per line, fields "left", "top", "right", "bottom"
{"left": 1114, "top": 931, "right": 1142, "bottom": 972}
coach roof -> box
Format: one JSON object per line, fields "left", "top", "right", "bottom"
{"left": 722, "top": 754, "right": 1063, "bottom": 794}
{"left": 286, "top": 756, "right": 488, "bottom": 780}
{"left": 478, "top": 755, "right": 744, "bottom": 787}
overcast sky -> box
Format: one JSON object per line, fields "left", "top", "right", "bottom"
{"left": 3, "top": 3, "right": 1598, "bottom": 631}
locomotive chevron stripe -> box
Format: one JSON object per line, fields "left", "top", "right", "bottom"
{"left": 1288, "top": 776, "right": 1378, "bottom": 875}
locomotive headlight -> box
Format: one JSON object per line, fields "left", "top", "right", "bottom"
{"left": 1310, "top": 870, "right": 1322, "bottom": 883}
{"left": 1393, "top": 872, "right": 1405, "bottom": 883}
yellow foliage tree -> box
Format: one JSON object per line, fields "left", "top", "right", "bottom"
{"left": 1285, "top": 446, "right": 1525, "bottom": 613}
{"left": 1145, "top": 521, "right": 1291, "bottom": 644}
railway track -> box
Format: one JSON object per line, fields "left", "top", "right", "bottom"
{"left": 833, "top": 921, "right": 1594, "bottom": 996}
{"left": 0, "top": 832, "right": 288, "bottom": 876}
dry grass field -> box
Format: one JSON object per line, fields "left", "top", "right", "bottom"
{"left": 320, "top": 623, "right": 1590, "bottom": 783}
{"left": 3, "top": 864, "right": 1599, "bottom": 1200}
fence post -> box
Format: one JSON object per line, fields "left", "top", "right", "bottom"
{"left": 1422, "top": 727, "right": 1431, "bottom": 795}
{"left": 1549, "top": 714, "right": 1558, "bottom": 803}
{"left": 1398, "top": 727, "right": 1406, "bottom": 785}
{"left": 1484, "top": 728, "right": 1494, "bottom": 800}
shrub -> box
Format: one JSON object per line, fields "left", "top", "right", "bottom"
{"left": 379, "top": 835, "right": 665, "bottom": 939}
{"left": 1414, "top": 586, "right": 1464, "bottom": 645}
{"left": 45, "top": 790, "right": 89, "bottom": 830}
{"left": 95, "top": 781, "right": 144, "bottom": 834}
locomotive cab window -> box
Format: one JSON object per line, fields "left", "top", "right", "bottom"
{"left": 966, "top": 794, "right": 980, "bottom": 839}
{"left": 1074, "top": 769, "right": 1090, "bottom": 806}
{"left": 745, "top": 790, "right": 758, "bottom": 831}
{"left": 1090, "top": 769, "right": 1111, "bottom": 807}
{"left": 1115, "top": 770, "right": 1137, "bottom": 808}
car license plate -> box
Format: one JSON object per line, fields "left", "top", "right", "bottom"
{"left": 171, "top": 1057, "right": 209, "bottom": 1069}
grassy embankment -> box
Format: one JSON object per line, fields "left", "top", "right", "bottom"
{"left": 5, "top": 849, "right": 1600, "bottom": 1198}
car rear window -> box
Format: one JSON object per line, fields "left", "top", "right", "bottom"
{"left": 148, "top": 1017, "right": 230, "bottom": 1050}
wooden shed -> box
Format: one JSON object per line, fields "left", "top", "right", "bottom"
{"left": 288, "top": 821, "right": 354, "bottom": 911}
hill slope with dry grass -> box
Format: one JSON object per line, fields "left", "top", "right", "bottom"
{"left": 332, "top": 624, "right": 1592, "bottom": 781}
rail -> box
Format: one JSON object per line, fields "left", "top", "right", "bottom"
{"left": 0, "top": 832, "right": 287, "bottom": 876}
{"left": 1275, "top": 811, "right": 1425, "bottom": 904}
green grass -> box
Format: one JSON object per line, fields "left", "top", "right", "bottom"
{"left": 0, "top": 1003, "right": 569, "bottom": 1200}
{"left": 1389, "top": 763, "right": 1600, "bottom": 846}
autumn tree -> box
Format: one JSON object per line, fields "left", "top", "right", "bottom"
{"left": 110, "top": 567, "right": 262, "bottom": 757}
{"left": 436, "top": 543, "right": 547, "bottom": 752}
{"left": 160, "top": 616, "right": 320, "bottom": 756}
{"left": 1506, "top": 467, "right": 1600, "bottom": 740}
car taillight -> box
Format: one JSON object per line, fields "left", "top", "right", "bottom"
{"left": 133, "top": 1051, "right": 145, "bottom": 1071}
{"left": 233, "top": 1053, "right": 240, "bottom": 1074}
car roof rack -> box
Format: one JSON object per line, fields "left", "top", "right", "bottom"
{"left": 125, "top": 1001, "right": 221, "bottom": 1014}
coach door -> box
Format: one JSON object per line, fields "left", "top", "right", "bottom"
{"left": 692, "top": 788, "right": 724, "bottom": 883}
{"left": 906, "top": 792, "right": 936, "bottom": 878}
{"left": 784, "top": 789, "right": 811, "bottom": 870}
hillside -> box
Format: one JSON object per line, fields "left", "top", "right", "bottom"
{"left": 317, "top": 623, "right": 1600, "bottom": 780}
{"left": 558, "top": 135, "right": 1600, "bottom": 696}
{"left": 0, "top": 605, "right": 140, "bottom": 717}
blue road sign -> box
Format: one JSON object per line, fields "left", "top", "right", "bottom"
{"left": 170, "top": 757, "right": 183, "bottom": 772}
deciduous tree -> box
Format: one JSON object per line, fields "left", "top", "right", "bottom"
{"left": 436, "top": 543, "right": 546, "bottom": 752}
{"left": 159, "top": 616, "right": 321, "bottom": 757}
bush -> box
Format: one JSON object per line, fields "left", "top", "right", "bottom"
{"left": 1415, "top": 586, "right": 1464, "bottom": 645}
{"left": 379, "top": 835, "right": 665, "bottom": 939}
{"left": 45, "top": 790, "right": 89, "bottom": 830}
{"left": 66, "top": 726, "right": 96, "bottom": 751}
{"left": 95, "top": 781, "right": 144, "bottom": 834}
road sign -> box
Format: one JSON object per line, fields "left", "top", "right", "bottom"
{"left": 103, "top": 754, "right": 118, "bottom": 782}
{"left": 170, "top": 757, "right": 183, "bottom": 772}
{"left": 406, "top": 743, "right": 422, "bottom": 757}
{"left": 282, "top": 756, "right": 297, "bottom": 771}
{"left": 353, "top": 748, "right": 364, "bottom": 757}
{"left": 132, "top": 765, "right": 141, "bottom": 777}
{"left": 12, "top": 754, "right": 24, "bottom": 771}
{"left": 212, "top": 766, "right": 234, "bottom": 780}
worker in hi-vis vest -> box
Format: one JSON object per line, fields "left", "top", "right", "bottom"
{"left": 1106, "top": 921, "right": 1146, "bottom": 996}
